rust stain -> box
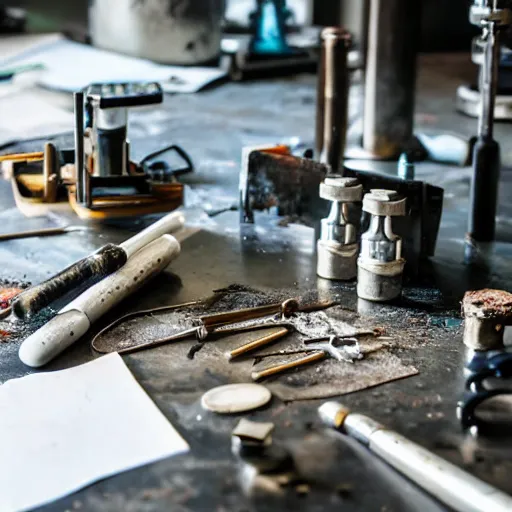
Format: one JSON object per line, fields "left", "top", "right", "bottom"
{"left": 463, "top": 289, "right": 512, "bottom": 318}
{"left": 0, "top": 287, "right": 22, "bottom": 310}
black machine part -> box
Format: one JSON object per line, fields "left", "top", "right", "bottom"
{"left": 140, "top": 144, "right": 194, "bottom": 182}
{"left": 457, "top": 348, "right": 512, "bottom": 434}
{"left": 85, "top": 82, "right": 164, "bottom": 179}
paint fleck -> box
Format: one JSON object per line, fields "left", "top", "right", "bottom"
{"left": 0, "top": 287, "right": 22, "bottom": 310}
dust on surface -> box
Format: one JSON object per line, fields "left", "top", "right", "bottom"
{"left": 89, "top": 284, "right": 455, "bottom": 401}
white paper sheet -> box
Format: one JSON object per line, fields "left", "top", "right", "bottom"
{"left": 0, "top": 353, "right": 189, "bottom": 512}
{"left": 0, "top": 90, "right": 74, "bottom": 146}
{"left": 0, "top": 33, "right": 64, "bottom": 63}
{"left": 0, "top": 38, "right": 226, "bottom": 93}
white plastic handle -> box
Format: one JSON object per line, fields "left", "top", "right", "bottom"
{"left": 121, "top": 211, "right": 184, "bottom": 258}
{"left": 19, "top": 235, "right": 180, "bottom": 368}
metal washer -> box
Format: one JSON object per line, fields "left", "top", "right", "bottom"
{"left": 201, "top": 383, "right": 272, "bottom": 414}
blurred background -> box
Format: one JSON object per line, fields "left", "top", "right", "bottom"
{"left": 11, "top": 0, "right": 476, "bottom": 52}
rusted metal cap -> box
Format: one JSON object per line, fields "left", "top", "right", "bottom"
{"left": 462, "top": 289, "right": 512, "bottom": 350}
{"left": 463, "top": 289, "right": 512, "bottom": 320}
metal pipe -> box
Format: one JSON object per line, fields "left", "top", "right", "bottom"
{"left": 315, "top": 27, "right": 352, "bottom": 173}
{"left": 362, "top": 0, "right": 421, "bottom": 158}
{"left": 74, "top": 92, "right": 86, "bottom": 204}
{"left": 468, "top": 19, "right": 501, "bottom": 242}
{"left": 479, "top": 21, "right": 499, "bottom": 140}
{"left": 319, "top": 402, "right": 512, "bottom": 512}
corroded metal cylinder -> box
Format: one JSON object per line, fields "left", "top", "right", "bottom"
{"left": 316, "top": 27, "right": 352, "bottom": 173}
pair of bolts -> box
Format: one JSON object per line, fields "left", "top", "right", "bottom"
{"left": 317, "top": 176, "right": 407, "bottom": 302}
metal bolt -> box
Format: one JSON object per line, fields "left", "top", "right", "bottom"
{"left": 317, "top": 177, "right": 363, "bottom": 281}
{"left": 397, "top": 153, "right": 415, "bottom": 180}
{"left": 357, "top": 189, "right": 407, "bottom": 302}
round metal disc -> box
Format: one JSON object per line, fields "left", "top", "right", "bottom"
{"left": 201, "top": 383, "right": 272, "bottom": 414}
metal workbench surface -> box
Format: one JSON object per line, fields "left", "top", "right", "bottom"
{"left": 0, "top": 55, "right": 512, "bottom": 512}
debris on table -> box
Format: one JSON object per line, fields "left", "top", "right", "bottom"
{"left": 233, "top": 418, "right": 275, "bottom": 444}
{"left": 90, "top": 285, "right": 423, "bottom": 401}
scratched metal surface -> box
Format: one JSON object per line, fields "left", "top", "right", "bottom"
{"left": 0, "top": 54, "right": 511, "bottom": 512}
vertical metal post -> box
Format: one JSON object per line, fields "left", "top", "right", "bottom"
{"left": 315, "top": 27, "right": 352, "bottom": 173}
{"left": 339, "top": 0, "right": 370, "bottom": 66}
{"left": 74, "top": 92, "right": 87, "bottom": 205}
{"left": 362, "top": 0, "right": 421, "bottom": 159}
{"left": 468, "top": 18, "right": 501, "bottom": 242}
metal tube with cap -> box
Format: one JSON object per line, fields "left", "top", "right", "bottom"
{"left": 362, "top": 0, "right": 421, "bottom": 158}
{"left": 315, "top": 27, "right": 352, "bottom": 173}
{"left": 19, "top": 234, "right": 181, "bottom": 368}
{"left": 319, "top": 401, "right": 512, "bottom": 512}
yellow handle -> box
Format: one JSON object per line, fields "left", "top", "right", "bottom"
{"left": 251, "top": 351, "right": 326, "bottom": 381}
{"left": 228, "top": 327, "right": 289, "bottom": 360}
{"left": 0, "top": 151, "right": 44, "bottom": 163}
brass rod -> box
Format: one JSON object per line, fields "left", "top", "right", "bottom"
{"left": 251, "top": 351, "right": 326, "bottom": 381}
{"left": 227, "top": 327, "right": 289, "bottom": 361}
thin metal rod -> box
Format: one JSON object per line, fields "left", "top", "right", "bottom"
{"left": 0, "top": 226, "right": 87, "bottom": 242}
{"left": 468, "top": 17, "right": 501, "bottom": 243}
{"left": 74, "top": 92, "right": 87, "bottom": 205}
{"left": 478, "top": 21, "right": 500, "bottom": 140}
{"left": 315, "top": 27, "right": 352, "bottom": 173}
{"left": 0, "top": 227, "right": 67, "bottom": 242}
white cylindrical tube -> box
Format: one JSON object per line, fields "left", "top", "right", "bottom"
{"left": 19, "top": 235, "right": 180, "bottom": 368}
{"left": 319, "top": 402, "right": 512, "bottom": 512}
{"left": 120, "top": 211, "right": 184, "bottom": 258}
{"left": 366, "top": 426, "right": 512, "bottom": 512}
